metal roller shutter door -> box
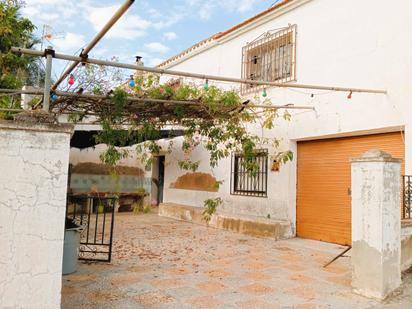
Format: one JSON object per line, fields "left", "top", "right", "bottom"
{"left": 297, "top": 132, "right": 404, "bottom": 245}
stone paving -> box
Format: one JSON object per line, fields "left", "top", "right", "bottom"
{"left": 61, "top": 212, "right": 412, "bottom": 309}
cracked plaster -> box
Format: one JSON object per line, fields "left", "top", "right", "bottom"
{"left": 0, "top": 121, "right": 73, "bottom": 309}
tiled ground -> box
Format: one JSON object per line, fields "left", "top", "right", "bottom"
{"left": 61, "top": 212, "right": 412, "bottom": 309}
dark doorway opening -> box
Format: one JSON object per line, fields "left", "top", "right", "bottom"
{"left": 157, "top": 156, "right": 165, "bottom": 205}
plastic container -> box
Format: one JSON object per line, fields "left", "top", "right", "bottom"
{"left": 62, "top": 219, "right": 81, "bottom": 275}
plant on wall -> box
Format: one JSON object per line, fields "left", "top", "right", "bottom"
{"left": 202, "top": 197, "right": 223, "bottom": 223}
{"left": 53, "top": 73, "right": 293, "bottom": 217}
{"left": 9, "top": 64, "right": 291, "bottom": 216}
{"left": 60, "top": 73, "right": 293, "bottom": 175}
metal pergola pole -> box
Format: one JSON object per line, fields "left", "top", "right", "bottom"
{"left": 0, "top": 88, "right": 315, "bottom": 110}
{"left": 11, "top": 47, "right": 387, "bottom": 95}
{"left": 42, "top": 47, "right": 53, "bottom": 112}
{"left": 51, "top": 0, "right": 135, "bottom": 91}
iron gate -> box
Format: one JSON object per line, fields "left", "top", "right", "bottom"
{"left": 403, "top": 175, "right": 412, "bottom": 219}
{"left": 66, "top": 195, "right": 116, "bottom": 262}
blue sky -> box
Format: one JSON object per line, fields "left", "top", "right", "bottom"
{"left": 22, "top": 0, "right": 276, "bottom": 78}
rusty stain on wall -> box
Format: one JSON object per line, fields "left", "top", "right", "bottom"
{"left": 170, "top": 172, "right": 219, "bottom": 192}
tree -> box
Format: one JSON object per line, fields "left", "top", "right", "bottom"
{"left": 0, "top": 0, "right": 43, "bottom": 117}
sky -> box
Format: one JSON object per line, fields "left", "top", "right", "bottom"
{"left": 21, "top": 0, "right": 278, "bottom": 80}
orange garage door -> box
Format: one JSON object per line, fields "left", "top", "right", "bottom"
{"left": 297, "top": 132, "right": 404, "bottom": 245}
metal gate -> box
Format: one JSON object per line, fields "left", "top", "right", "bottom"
{"left": 66, "top": 195, "right": 116, "bottom": 262}
{"left": 403, "top": 175, "right": 412, "bottom": 219}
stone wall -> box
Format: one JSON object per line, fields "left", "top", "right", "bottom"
{"left": 0, "top": 121, "right": 73, "bottom": 308}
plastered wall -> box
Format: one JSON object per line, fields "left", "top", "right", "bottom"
{"left": 160, "top": 0, "right": 412, "bottom": 230}
{"left": 0, "top": 121, "right": 72, "bottom": 309}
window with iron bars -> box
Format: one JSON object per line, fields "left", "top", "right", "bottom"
{"left": 241, "top": 24, "right": 297, "bottom": 94}
{"left": 230, "top": 149, "right": 268, "bottom": 197}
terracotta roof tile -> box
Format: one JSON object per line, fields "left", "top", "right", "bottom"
{"left": 213, "top": 0, "right": 293, "bottom": 39}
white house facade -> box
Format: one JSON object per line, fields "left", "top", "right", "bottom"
{"left": 153, "top": 0, "right": 412, "bottom": 246}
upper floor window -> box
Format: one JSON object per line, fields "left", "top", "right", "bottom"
{"left": 241, "top": 24, "right": 297, "bottom": 94}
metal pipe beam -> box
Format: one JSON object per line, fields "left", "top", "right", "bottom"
{"left": 0, "top": 88, "right": 315, "bottom": 110}
{"left": 51, "top": 0, "right": 135, "bottom": 91}
{"left": 0, "top": 108, "right": 99, "bottom": 115}
{"left": 0, "top": 108, "right": 22, "bottom": 113}
{"left": 11, "top": 47, "right": 387, "bottom": 94}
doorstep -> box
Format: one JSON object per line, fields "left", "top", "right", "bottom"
{"left": 159, "top": 203, "right": 293, "bottom": 240}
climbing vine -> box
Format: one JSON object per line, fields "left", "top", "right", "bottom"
{"left": 55, "top": 71, "right": 293, "bottom": 219}
{"left": 202, "top": 197, "right": 223, "bottom": 223}
{"left": 60, "top": 73, "right": 292, "bottom": 171}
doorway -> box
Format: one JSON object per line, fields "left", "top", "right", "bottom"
{"left": 157, "top": 156, "right": 165, "bottom": 204}
{"left": 151, "top": 155, "right": 165, "bottom": 206}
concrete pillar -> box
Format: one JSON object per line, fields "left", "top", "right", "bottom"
{"left": 0, "top": 119, "right": 73, "bottom": 308}
{"left": 351, "top": 149, "right": 402, "bottom": 299}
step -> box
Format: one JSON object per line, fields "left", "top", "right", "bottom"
{"left": 159, "top": 203, "right": 293, "bottom": 240}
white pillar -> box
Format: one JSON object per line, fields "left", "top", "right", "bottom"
{"left": 351, "top": 149, "right": 402, "bottom": 299}
{"left": 0, "top": 120, "right": 73, "bottom": 309}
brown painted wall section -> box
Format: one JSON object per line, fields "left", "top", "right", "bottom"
{"left": 170, "top": 172, "right": 219, "bottom": 192}
{"left": 72, "top": 162, "right": 144, "bottom": 176}
{"left": 297, "top": 132, "right": 405, "bottom": 245}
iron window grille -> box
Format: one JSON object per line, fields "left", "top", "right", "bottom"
{"left": 231, "top": 149, "right": 268, "bottom": 197}
{"left": 241, "top": 24, "right": 297, "bottom": 94}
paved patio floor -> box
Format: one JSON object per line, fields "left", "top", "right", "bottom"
{"left": 61, "top": 212, "right": 412, "bottom": 309}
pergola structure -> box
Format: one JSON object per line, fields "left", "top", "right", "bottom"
{"left": 1, "top": 0, "right": 387, "bottom": 122}
{"left": 0, "top": 0, "right": 391, "bottom": 175}
{"left": 2, "top": 46, "right": 386, "bottom": 116}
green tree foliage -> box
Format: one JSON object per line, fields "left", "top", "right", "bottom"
{"left": 71, "top": 75, "right": 294, "bottom": 176}
{"left": 0, "top": 0, "right": 43, "bottom": 117}
{"left": 202, "top": 198, "right": 223, "bottom": 222}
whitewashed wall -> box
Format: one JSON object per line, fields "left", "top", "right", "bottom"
{"left": 0, "top": 121, "right": 72, "bottom": 309}
{"left": 160, "top": 0, "right": 412, "bottom": 231}
{"left": 158, "top": 136, "right": 293, "bottom": 220}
